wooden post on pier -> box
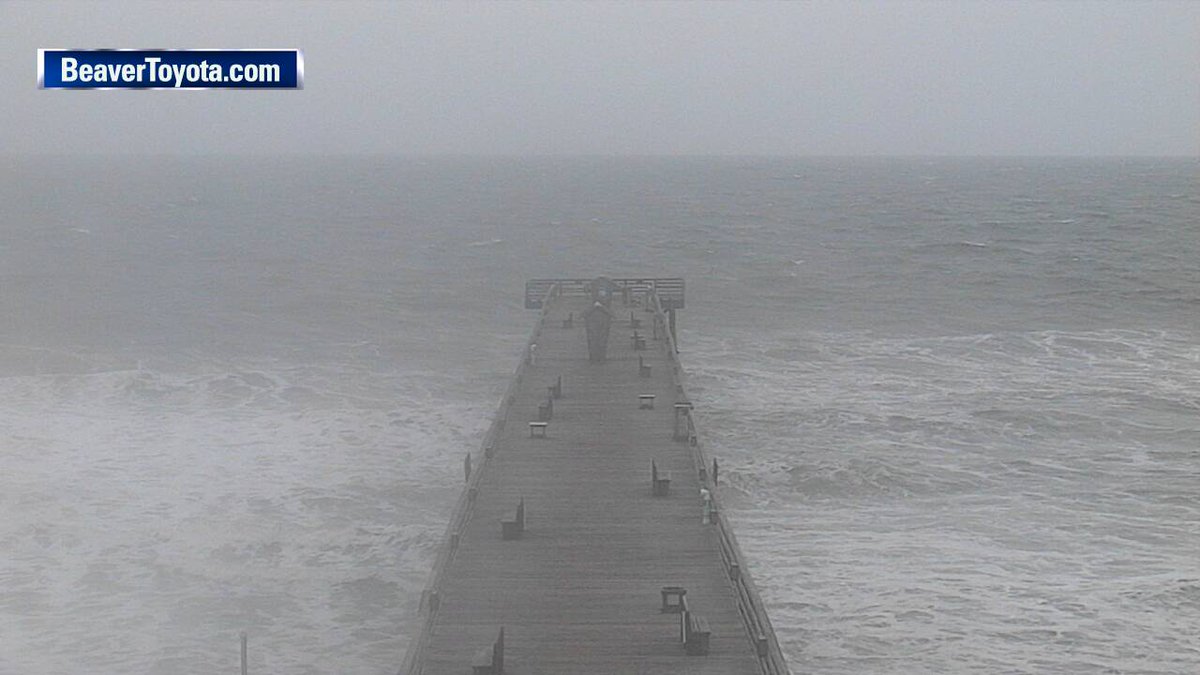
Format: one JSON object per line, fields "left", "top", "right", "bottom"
{"left": 240, "top": 632, "right": 247, "bottom": 675}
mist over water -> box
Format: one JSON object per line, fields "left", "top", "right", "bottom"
{"left": 1, "top": 156, "right": 1197, "bottom": 674}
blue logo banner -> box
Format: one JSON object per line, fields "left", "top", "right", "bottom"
{"left": 39, "top": 49, "right": 303, "bottom": 89}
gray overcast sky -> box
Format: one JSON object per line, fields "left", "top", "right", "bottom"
{"left": 1, "top": 0, "right": 1196, "bottom": 156}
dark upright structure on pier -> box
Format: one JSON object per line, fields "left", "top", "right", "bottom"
{"left": 400, "top": 277, "right": 788, "bottom": 675}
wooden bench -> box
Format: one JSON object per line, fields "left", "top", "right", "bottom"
{"left": 651, "top": 460, "right": 671, "bottom": 497}
{"left": 638, "top": 394, "right": 655, "bottom": 410}
{"left": 471, "top": 627, "right": 505, "bottom": 674}
{"left": 419, "top": 588, "right": 440, "bottom": 614}
{"left": 672, "top": 402, "right": 692, "bottom": 441}
{"left": 632, "top": 332, "right": 647, "bottom": 350}
{"left": 501, "top": 499, "right": 525, "bottom": 540}
{"left": 672, "top": 595, "right": 712, "bottom": 655}
{"left": 684, "top": 612, "right": 711, "bottom": 655}
{"left": 528, "top": 422, "right": 548, "bottom": 438}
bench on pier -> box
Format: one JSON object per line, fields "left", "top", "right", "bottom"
{"left": 684, "top": 611, "right": 711, "bottom": 655}
{"left": 501, "top": 499, "right": 525, "bottom": 540}
{"left": 638, "top": 394, "right": 656, "bottom": 410}
{"left": 419, "top": 588, "right": 440, "bottom": 614}
{"left": 632, "top": 332, "right": 647, "bottom": 350}
{"left": 471, "top": 626, "right": 505, "bottom": 674}
{"left": 638, "top": 355, "right": 651, "bottom": 378}
{"left": 529, "top": 422, "right": 548, "bottom": 438}
{"left": 676, "top": 595, "right": 711, "bottom": 656}
{"left": 651, "top": 460, "right": 671, "bottom": 497}
{"left": 672, "top": 402, "right": 693, "bottom": 441}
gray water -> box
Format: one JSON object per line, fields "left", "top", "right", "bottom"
{"left": 1, "top": 156, "right": 1197, "bottom": 674}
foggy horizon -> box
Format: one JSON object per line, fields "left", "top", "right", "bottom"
{"left": 10, "top": 151, "right": 1200, "bottom": 160}
{"left": 3, "top": 1, "right": 1197, "bottom": 158}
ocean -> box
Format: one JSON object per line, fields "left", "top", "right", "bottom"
{"left": 1, "top": 156, "right": 1197, "bottom": 674}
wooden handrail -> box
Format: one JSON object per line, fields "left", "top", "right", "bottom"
{"left": 399, "top": 283, "right": 559, "bottom": 675}
{"left": 525, "top": 277, "right": 684, "bottom": 310}
{"left": 647, "top": 291, "right": 790, "bottom": 675}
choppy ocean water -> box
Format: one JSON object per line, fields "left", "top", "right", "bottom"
{"left": 1, "top": 156, "right": 1197, "bottom": 674}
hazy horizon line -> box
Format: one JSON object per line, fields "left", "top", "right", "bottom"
{"left": 7, "top": 151, "right": 1200, "bottom": 161}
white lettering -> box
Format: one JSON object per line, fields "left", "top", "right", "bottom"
{"left": 49, "top": 52, "right": 284, "bottom": 88}
{"left": 61, "top": 57, "right": 78, "bottom": 82}
{"left": 95, "top": 64, "right": 119, "bottom": 82}
{"left": 145, "top": 57, "right": 160, "bottom": 82}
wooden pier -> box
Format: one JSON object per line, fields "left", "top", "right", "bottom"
{"left": 400, "top": 278, "right": 788, "bottom": 675}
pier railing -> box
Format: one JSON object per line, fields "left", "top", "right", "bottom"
{"left": 648, "top": 292, "right": 791, "bottom": 675}
{"left": 525, "top": 277, "right": 684, "bottom": 310}
{"left": 398, "top": 283, "right": 560, "bottom": 675}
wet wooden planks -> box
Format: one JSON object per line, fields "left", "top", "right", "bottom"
{"left": 413, "top": 296, "right": 761, "bottom": 675}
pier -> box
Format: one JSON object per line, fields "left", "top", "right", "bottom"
{"left": 400, "top": 278, "right": 788, "bottom": 675}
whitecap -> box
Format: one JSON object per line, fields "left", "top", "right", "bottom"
{"left": 466, "top": 238, "right": 504, "bottom": 247}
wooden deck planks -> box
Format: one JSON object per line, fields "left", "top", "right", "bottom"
{"left": 414, "top": 297, "right": 761, "bottom": 674}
